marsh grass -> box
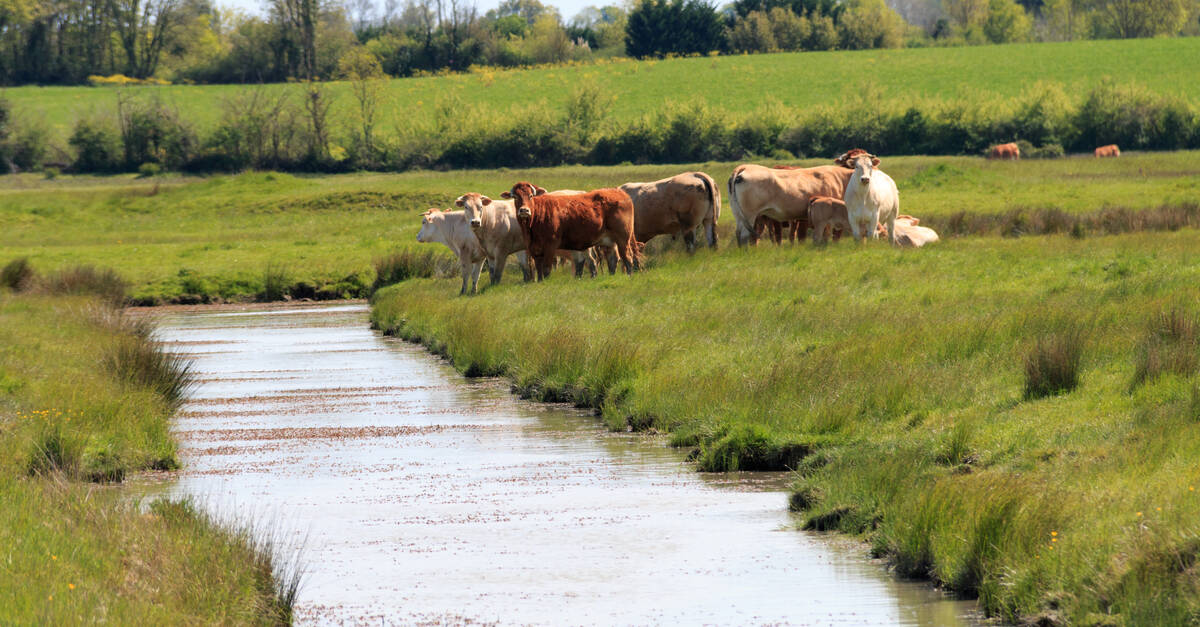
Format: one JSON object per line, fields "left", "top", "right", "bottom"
{"left": 372, "top": 230, "right": 1200, "bottom": 623}
{"left": 1, "top": 256, "right": 35, "bottom": 290}
{"left": 371, "top": 249, "right": 456, "bottom": 294}
{"left": 1023, "top": 325, "right": 1084, "bottom": 400}
{"left": 40, "top": 265, "right": 127, "bottom": 306}
{"left": 259, "top": 262, "right": 291, "bottom": 302}
{"left": 1133, "top": 307, "right": 1199, "bottom": 388}
{"left": 0, "top": 294, "right": 286, "bottom": 622}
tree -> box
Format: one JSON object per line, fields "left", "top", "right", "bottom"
{"left": 625, "top": 0, "right": 723, "bottom": 58}
{"left": 838, "top": 0, "right": 906, "bottom": 49}
{"left": 272, "top": 0, "right": 317, "bottom": 78}
{"left": 1090, "top": 0, "right": 1189, "bottom": 37}
{"left": 982, "top": 0, "right": 1030, "bottom": 42}
{"left": 108, "top": 0, "right": 180, "bottom": 78}
{"left": 727, "top": 10, "right": 776, "bottom": 52}
{"left": 337, "top": 47, "right": 384, "bottom": 164}
{"left": 769, "top": 6, "right": 809, "bottom": 50}
{"left": 942, "top": 0, "right": 988, "bottom": 29}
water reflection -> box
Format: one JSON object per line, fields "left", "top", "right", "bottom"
{"left": 154, "top": 303, "right": 981, "bottom": 626}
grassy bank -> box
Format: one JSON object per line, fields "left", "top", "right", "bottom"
{"left": 0, "top": 292, "right": 295, "bottom": 623}
{"left": 4, "top": 151, "right": 1199, "bottom": 305}
{"left": 371, "top": 229, "right": 1200, "bottom": 623}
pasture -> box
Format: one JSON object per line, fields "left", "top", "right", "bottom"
{"left": 3, "top": 150, "right": 1199, "bottom": 304}
{"left": 6, "top": 37, "right": 1200, "bottom": 146}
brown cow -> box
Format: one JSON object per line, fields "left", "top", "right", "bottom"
{"left": 504, "top": 182, "right": 639, "bottom": 281}
{"left": 988, "top": 143, "right": 1020, "bottom": 160}
{"left": 1094, "top": 144, "right": 1121, "bottom": 158}
{"left": 619, "top": 172, "right": 720, "bottom": 251}
{"left": 728, "top": 164, "right": 854, "bottom": 245}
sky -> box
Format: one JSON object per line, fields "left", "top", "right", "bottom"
{"left": 219, "top": 0, "right": 601, "bottom": 24}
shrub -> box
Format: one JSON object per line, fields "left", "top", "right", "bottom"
{"left": 1023, "top": 326, "right": 1084, "bottom": 399}
{"left": 137, "top": 162, "right": 162, "bottom": 178}
{"left": 41, "top": 265, "right": 127, "bottom": 306}
{"left": 1133, "top": 308, "right": 1199, "bottom": 388}
{"left": 1, "top": 257, "right": 35, "bottom": 291}
{"left": 68, "top": 118, "right": 122, "bottom": 173}
{"left": 118, "top": 95, "right": 198, "bottom": 170}
{"left": 259, "top": 263, "right": 291, "bottom": 302}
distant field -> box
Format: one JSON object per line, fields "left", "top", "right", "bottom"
{"left": 2, "top": 150, "right": 1198, "bottom": 303}
{"left": 7, "top": 37, "right": 1200, "bottom": 146}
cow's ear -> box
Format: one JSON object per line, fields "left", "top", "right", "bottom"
{"left": 534, "top": 186, "right": 548, "bottom": 196}
{"left": 481, "top": 196, "right": 492, "bottom": 206}
{"left": 500, "top": 191, "right": 512, "bottom": 199}
{"left": 454, "top": 195, "right": 465, "bottom": 207}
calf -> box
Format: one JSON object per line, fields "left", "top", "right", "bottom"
{"left": 504, "top": 182, "right": 638, "bottom": 281}
{"left": 415, "top": 208, "right": 485, "bottom": 295}
{"left": 807, "top": 196, "right": 851, "bottom": 244}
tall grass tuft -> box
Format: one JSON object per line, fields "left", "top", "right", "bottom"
{"left": 1, "top": 257, "right": 35, "bottom": 291}
{"left": 40, "top": 265, "right": 126, "bottom": 306}
{"left": 259, "top": 262, "right": 291, "bottom": 302}
{"left": 1023, "top": 326, "right": 1084, "bottom": 400}
{"left": 371, "top": 249, "right": 455, "bottom": 294}
{"left": 1133, "top": 308, "right": 1199, "bottom": 388}
{"left": 105, "top": 335, "right": 195, "bottom": 411}
{"left": 27, "top": 423, "right": 80, "bottom": 477}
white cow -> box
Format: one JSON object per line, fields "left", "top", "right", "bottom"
{"left": 893, "top": 216, "right": 939, "bottom": 248}
{"left": 416, "top": 208, "right": 485, "bottom": 295}
{"left": 843, "top": 153, "right": 899, "bottom": 244}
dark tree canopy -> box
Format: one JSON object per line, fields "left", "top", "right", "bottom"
{"left": 625, "top": 0, "right": 724, "bottom": 58}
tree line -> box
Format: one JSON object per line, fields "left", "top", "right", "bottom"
{"left": 1, "top": 0, "right": 1197, "bottom": 85}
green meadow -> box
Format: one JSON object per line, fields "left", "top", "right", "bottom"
{"left": 0, "top": 293, "right": 294, "bottom": 623}
{"left": 4, "top": 150, "right": 1199, "bottom": 304}
{"left": 6, "top": 37, "right": 1200, "bottom": 146}
{"left": 371, "top": 229, "right": 1200, "bottom": 624}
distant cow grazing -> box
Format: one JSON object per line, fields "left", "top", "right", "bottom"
{"left": 807, "top": 196, "right": 851, "bottom": 245}
{"left": 844, "top": 152, "right": 900, "bottom": 244}
{"left": 989, "top": 143, "right": 1020, "bottom": 160}
{"left": 1095, "top": 144, "right": 1121, "bottom": 158}
{"left": 504, "top": 182, "right": 639, "bottom": 281}
{"left": 728, "top": 163, "right": 854, "bottom": 246}
{"left": 416, "top": 208, "right": 486, "bottom": 295}
{"left": 620, "top": 171, "right": 720, "bottom": 251}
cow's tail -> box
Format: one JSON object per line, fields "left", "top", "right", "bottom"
{"left": 696, "top": 171, "right": 720, "bottom": 249}
{"left": 728, "top": 166, "right": 750, "bottom": 247}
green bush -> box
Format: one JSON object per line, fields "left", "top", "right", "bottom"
{"left": 68, "top": 118, "right": 122, "bottom": 173}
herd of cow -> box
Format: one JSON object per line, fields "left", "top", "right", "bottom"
{"left": 416, "top": 148, "right": 932, "bottom": 294}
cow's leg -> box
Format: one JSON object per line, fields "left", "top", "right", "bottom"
{"left": 704, "top": 215, "right": 717, "bottom": 249}
{"left": 683, "top": 229, "right": 697, "bottom": 253}
{"left": 491, "top": 253, "right": 508, "bottom": 285}
{"left": 587, "top": 249, "right": 599, "bottom": 278}
{"left": 516, "top": 251, "right": 533, "bottom": 282}
{"left": 869, "top": 214, "right": 880, "bottom": 241}
{"left": 537, "top": 253, "right": 554, "bottom": 281}
{"left": 849, "top": 220, "right": 863, "bottom": 244}
{"left": 459, "top": 262, "right": 471, "bottom": 295}
{"left": 470, "top": 260, "right": 483, "bottom": 294}
{"left": 887, "top": 214, "right": 897, "bottom": 246}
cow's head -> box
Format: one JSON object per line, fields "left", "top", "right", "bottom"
{"left": 852, "top": 153, "right": 881, "bottom": 185}
{"left": 455, "top": 193, "right": 493, "bottom": 230}
{"left": 834, "top": 148, "right": 870, "bottom": 169}
{"left": 416, "top": 209, "right": 442, "bottom": 243}
{"left": 502, "top": 182, "right": 546, "bottom": 220}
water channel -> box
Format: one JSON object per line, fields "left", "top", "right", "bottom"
{"left": 153, "top": 303, "right": 981, "bottom": 626}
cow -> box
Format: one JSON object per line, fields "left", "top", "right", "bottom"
{"left": 844, "top": 152, "right": 900, "bottom": 244}
{"left": 415, "top": 208, "right": 486, "bottom": 295}
{"left": 988, "top": 143, "right": 1020, "bottom": 160}
{"left": 807, "top": 196, "right": 851, "bottom": 245}
{"left": 728, "top": 164, "right": 853, "bottom": 246}
{"left": 503, "top": 182, "right": 639, "bottom": 281}
{"left": 892, "top": 215, "right": 939, "bottom": 248}
{"left": 457, "top": 191, "right": 609, "bottom": 283}
{"left": 619, "top": 171, "right": 720, "bottom": 251}
{"left": 1094, "top": 144, "right": 1121, "bottom": 158}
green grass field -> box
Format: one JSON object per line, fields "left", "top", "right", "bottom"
{"left": 7, "top": 37, "right": 1200, "bottom": 146}
{"left": 0, "top": 294, "right": 293, "bottom": 623}
{"left": 371, "top": 229, "right": 1200, "bottom": 624}
{"left": 3, "top": 150, "right": 1197, "bottom": 304}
